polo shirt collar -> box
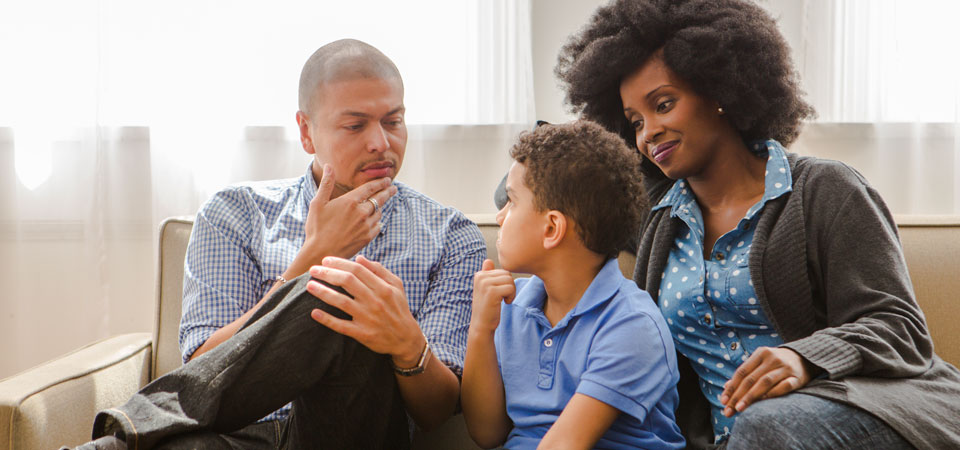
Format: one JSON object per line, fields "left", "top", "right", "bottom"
{"left": 514, "top": 258, "right": 622, "bottom": 327}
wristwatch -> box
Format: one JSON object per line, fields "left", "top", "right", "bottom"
{"left": 392, "top": 336, "right": 430, "bottom": 377}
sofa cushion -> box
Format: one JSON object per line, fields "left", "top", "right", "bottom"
{"left": 896, "top": 216, "right": 960, "bottom": 366}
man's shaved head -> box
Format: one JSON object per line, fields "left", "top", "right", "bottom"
{"left": 298, "top": 39, "right": 402, "bottom": 114}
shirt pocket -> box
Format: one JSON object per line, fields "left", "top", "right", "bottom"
{"left": 721, "top": 259, "right": 761, "bottom": 311}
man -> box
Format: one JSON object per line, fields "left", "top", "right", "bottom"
{"left": 71, "top": 39, "right": 486, "bottom": 449}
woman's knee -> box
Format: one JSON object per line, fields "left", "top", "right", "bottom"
{"left": 725, "top": 396, "right": 803, "bottom": 449}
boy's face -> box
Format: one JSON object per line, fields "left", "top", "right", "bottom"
{"left": 495, "top": 162, "right": 545, "bottom": 273}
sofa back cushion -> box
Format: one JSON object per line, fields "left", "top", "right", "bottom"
{"left": 896, "top": 216, "right": 960, "bottom": 366}
{"left": 154, "top": 216, "right": 960, "bottom": 380}
{"left": 154, "top": 217, "right": 194, "bottom": 379}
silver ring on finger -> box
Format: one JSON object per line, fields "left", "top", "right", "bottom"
{"left": 366, "top": 197, "right": 380, "bottom": 215}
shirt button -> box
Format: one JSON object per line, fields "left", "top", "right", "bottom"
{"left": 544, "top": 338, "right": 553, "bottom": 348}
{"left": 730, "top": 342, "right": 739, "bottom": 351}
{"left": 704, "top": 314, "right": 712, "bottom": 325}
{"left": 714, "top": 252, "right": 724, "bottom": 260}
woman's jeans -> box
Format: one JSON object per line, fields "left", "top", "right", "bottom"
{"left": 91, "top": 275, "right": 410, "bottom": 450}
{"left": 724, "top": 392, "right": 914, "bottom": 450}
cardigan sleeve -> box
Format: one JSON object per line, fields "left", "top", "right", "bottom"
{"left": 783, "top": 161, "right": 934, "bottom": 379}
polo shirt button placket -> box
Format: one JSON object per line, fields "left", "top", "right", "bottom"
{"left": 538, "top": 334, "right": 557, "bottom": 389}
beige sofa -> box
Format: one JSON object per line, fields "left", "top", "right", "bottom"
{"left": 2, "top": 215, "right": 958, "bottom": 450}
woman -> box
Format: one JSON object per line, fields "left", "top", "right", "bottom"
{"left": 555, "top": 0, "right": 960, "bottom": 448}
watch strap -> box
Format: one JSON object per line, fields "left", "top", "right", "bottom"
{"left": 392, "top": 335, "right": 430, "bottom": 377}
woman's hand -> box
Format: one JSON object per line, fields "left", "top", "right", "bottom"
{"left": 720, "top": 347, "right": 820, "bottom": 417}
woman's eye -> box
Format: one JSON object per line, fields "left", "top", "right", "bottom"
{"left": 656, "top": 99, "right": 674, "bottom": 113}
{"left": 631, "top": 119, "right": 644, "bottom": 130}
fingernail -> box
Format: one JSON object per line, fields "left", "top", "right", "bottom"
{"left": 723, "top": 407, "right": 732, "bottom": 417}
{"left": 736, "top": 401, "right": 746, "bottom": 412}
{"left": 720, "top": 394, "right": 728, "bottom": 403}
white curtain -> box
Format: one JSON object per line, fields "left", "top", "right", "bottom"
{"left": 788, "top": 0, "right": 960, "bottom": 215}
{"left": 0, "top": 0, "right": 531, "bottom": 378}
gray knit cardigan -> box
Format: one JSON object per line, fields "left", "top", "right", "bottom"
{"left": 634, "top": 153, "right": 960, "bottom": 449}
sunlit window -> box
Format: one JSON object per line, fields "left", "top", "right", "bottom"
{"left": 0, "top": 0, "right": 533, "bottom": 189}
{"left": 823, "top": 0, "right": 960, "bottom": 122}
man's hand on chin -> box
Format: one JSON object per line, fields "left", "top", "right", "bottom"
{"left": 301, "top": 164, "right": 397, "bottom": 263}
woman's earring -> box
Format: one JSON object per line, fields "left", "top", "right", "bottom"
{"left": 717, "top": 107, "right": 725, "bottom": 115}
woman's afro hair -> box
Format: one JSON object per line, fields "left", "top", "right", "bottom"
{"left": 556, "top": 0, "right": 815, "bottom": 147}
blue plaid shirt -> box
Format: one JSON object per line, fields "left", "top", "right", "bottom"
{"left": 654, "top": 140, "right": 791, "bottom": 443}
{"left": 180, "top": 164, "right": 486, "bottom": 421}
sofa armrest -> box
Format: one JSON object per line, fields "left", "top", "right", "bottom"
{"left": 0, "top": 333, "right": 152, "bottom": 450}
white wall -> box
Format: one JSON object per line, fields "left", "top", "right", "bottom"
{"left": 531, "top": 0, "right": 608, "bottom": 123}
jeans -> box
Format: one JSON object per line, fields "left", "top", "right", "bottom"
{"left": 724, "top": 393, "right": 914, "bottom": 450}
{"left": 92, "top": 274, "right": 410, "bottom": 450}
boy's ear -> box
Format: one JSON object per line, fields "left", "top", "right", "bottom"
{"left": 542, "top": 210, "right": 566, "bottom": 250}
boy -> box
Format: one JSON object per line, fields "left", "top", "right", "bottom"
{"left": 461, "top": 121, "right": 685, "bottom": 450}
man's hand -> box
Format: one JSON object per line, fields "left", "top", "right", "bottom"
{"left": 302, "top": 164, "right": 398, "bottom": 262}
{"left": 719, "top": 346, "right": 817, "bottom": 417}
{"left": 307, "top": 255, "right": 462, "bottom": 430}
{"left": 306, "top": 255, "right": 424, "bottom": 365}
{"left": 470, "top": 259, "right": 516, "bottom": 333}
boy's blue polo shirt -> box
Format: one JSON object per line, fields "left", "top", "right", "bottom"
{"left": 494, "top": 258, "right": 685, "bottom": 450}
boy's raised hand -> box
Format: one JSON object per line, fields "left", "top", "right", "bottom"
{"left": 470, "top": 259, "right": 516, "bottom": 333}
{"left": 463, "top": 259, "right": 516, "bottom": 447}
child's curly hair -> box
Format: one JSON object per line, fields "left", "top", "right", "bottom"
{"left": 510, "top": 120, "right": 645, "bottom": 258}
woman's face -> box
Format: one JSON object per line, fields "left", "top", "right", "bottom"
{"left": 619, "top": 55, "right": 732, "bottom": 180}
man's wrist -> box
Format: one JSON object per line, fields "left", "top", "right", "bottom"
{"left": 297, "top": 237, "right": 333, "bottom": 265}
{"left": 392, "top": 333, "right": 429, "bottom": 374}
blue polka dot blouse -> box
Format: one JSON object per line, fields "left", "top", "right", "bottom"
{"left": 653, "top": 140, "right": 792, "bottom": 443}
